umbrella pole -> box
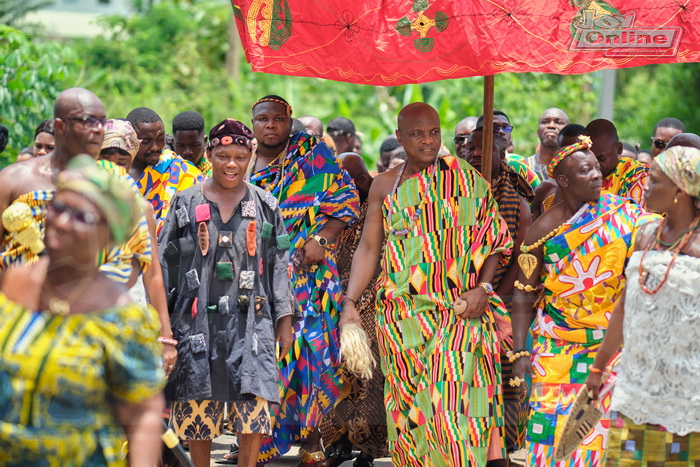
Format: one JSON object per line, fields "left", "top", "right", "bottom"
{"left": 482, "top": 75, "right": 495, "bottom": 182}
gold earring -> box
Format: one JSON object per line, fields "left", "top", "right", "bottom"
{"left": 674, "top": 197, "right": 678, "bottom": 204}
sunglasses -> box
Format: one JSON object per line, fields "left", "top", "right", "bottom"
{"left": 653, "top": 139, "right": 667, "bottom": 150}
{"left": 496, "top": 125, "right": 514, "bottom": 134}
{"left": 454, "top": 135, "right": 468, "bottom": 145}
{"left": 48, "top": 200, "right": 101, "bottom": 225}
{"left": 65, "top": 116, "right": 107, "bottom": 130}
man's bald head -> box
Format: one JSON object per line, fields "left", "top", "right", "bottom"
{"left": 396, "top": 103, "right": 441, "bottom": 165}
{"left": 54, "top": 88, "right": 103, "bottom": 119}
{"left": 397, "top": 102, "right": 440, "bottom": 131}
{"left": 299, "top": 115, "right": 324, "bottom": 139}
{"left": 666, "top": 133, "right": 700, "bottom": 151}
{"left": 339, "top": 152, "right": 372, "bottom": 200}
{"left": 585, "top": 119, "right": 619, "bottom": 141}
{"left": 52, "top": 87, "right": 106, "bottom": 159}
{"left": 455, "top": 117, "right": 478, "bottom": 136}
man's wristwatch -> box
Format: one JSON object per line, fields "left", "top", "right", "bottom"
{"left": 477, "top": 282, "right": 494, "bottom": 295}
{"left": 311, "top": 234, "right": 329, "bottom": 247}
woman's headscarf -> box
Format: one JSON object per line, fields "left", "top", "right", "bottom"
{"left": 656, "top": 146, "right": 700, "bottom": 201}
{"left": 55, "top": 155, "right": 142, "bottom": 243}
{"left": 102, "top": 119, "right": 140, "bottom": 160}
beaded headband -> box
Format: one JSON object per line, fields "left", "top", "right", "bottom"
{"left": 547, "top": 135, "right": 593, "bottom": 178}
{"left": 251, "top": 97, "right": 293, "bottom": 116}
{"left": 208, "top": 135, "right": 252, "bottom": 151}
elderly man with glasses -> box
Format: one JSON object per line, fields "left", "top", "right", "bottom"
{"left": 0, "top": 87, "right": 153, "bottom": 286}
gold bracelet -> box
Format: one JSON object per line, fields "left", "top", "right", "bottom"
{"left": 514, "top": 280, "right": 538, "bottom": 293}
{"left": 506, "top": 349, "right": 531, "bottom": 363}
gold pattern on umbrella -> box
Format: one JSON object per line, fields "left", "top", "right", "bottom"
{"left": 396, "top": 0, "right": 449, "bottom": 53}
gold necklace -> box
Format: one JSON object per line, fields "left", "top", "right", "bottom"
{"left": 43, "top": 272, "right": 98, "bottom": 316}
{"left": 518, "top": 221, "right": 567, "bottom": 280}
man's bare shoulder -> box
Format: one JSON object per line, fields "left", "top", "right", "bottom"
{"left": 0, "top": 156, "right": 52, "bottom": 199}
{"left": 368, "top": 167, "right": 400, "bottom": 202}
{"left": 524, "top": 202, "right": 567, "bottom": 244}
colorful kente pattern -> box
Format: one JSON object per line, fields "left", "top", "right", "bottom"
{"left": 526, "top": 194, "right": 657, "bottom": 467}
{"left": 376, "top": 154, "right": 513, "bottom": 466}
{"left": 491, "top": 160, "right": 534, "bottom": 452}
{"left": 136, "top": 149, "right": 204, "bottom": 232}
{"left": 601, "top": 157, "right": 649, "bottom": 208}
{"left": 250, "top": 132, "right": 360, "bottom": 463}
{"left": 508, "top": 155, "right": 542, "bottom": 190}
{"left": 0, "top": 161, "right": 152, "bottom": 284}
{"left": 192, "top": 157, "right": 212, "bottom": 178}
{"left": 0, "top": 293, "right": 165, "bottom": 466}
{"left": 605, "top": 412, "right": 700, "bottom": 466}
{"left": 319, "top": 201, "right": 389, "bottom": 459}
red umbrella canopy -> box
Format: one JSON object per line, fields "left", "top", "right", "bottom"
{"left": 232, "top": 0, "right": 700, "bottom": 86}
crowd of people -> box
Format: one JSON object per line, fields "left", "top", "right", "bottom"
{"left": 0, "top": 86, "right": 698, "bottom": 467}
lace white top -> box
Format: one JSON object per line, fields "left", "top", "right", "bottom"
{"left": 611, "top": 250, "right": 700, "bottom": 435}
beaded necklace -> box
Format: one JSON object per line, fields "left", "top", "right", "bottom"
{"left": 245, "top": 140, "right": 290, "bottom": 203}
{"left": 387, "top": 157, "right": 439, "bottom": 237}
{"left": 638, "top": 215, "right": 700, "bottom": 295}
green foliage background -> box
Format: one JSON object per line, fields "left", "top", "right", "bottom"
{"left": 1, "top": 1, "right": 699, "bottom": 168}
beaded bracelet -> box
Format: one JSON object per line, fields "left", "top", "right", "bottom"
{"left": 506, "top": 348, "right": 531, "bottom": 363}
{"left": 342, "top": 297, "right": 357, "bottom": 307}
{"left": 158, "top": 337, "right": 178, "bottom": 346}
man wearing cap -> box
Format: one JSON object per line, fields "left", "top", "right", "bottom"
{"left": 511, "top": 137, "right": 656, "bottom": 466}
{"left": 327, "top": 116, "right": 358, "bottom": 155}
{"left": 160, "top": 119, "right": 293, "bottom": 467}
{"left": 248, "top": 95, "right": 360, "bottom": 466}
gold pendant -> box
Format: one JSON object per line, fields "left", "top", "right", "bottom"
{"left": 518, "top": 253, "right": 538, "bottom": 280}
{"left": 48, "top": 297, "right": 70, "bottom": 316}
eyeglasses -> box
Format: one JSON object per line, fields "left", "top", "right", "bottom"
{"left": 496, "top": 125, "right": 514, "bottom": 134}
{"left": 453, "top": 135, "right": 468, "bottom": 145}
{"left": 653, "top": 139, "right": 667, "bottom": 150}
{"left": 65, "top": 116, "right": 107, "bottom": 130}
{"left": 48, "top": 200, "right": 101, "bottom": 225}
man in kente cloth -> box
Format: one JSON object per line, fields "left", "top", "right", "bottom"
{"left": 342, "top": 102, "right": 513, "bottom": 466}
{"left": 0, "top": 88, "right": 152, "bottom": 286}
{"left": 511, "top": 136, "right": 657, "bottom": 466}
{"left": 159, "top": 119, "right": 293, "bottom": 467}
{"left": 466, "top": 127, "right": 534, "bottom": 455}
{"left": 584, "top": 119, "right": 649, "bottom": 209}
{"left": 126, "top": 107, "right": 204, "bottom": 232}
{"left": 247, "top": 95, "right": 360, "bottom": 466}
{"left": 320, "top": 152, "right": 388, "bottom": 467}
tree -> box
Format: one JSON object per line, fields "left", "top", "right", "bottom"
{"left": 0, "top": 0, "right": 53, "bottom": 27}
{"left": 0, "top": 25, "right": 80, "bottom": 165}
